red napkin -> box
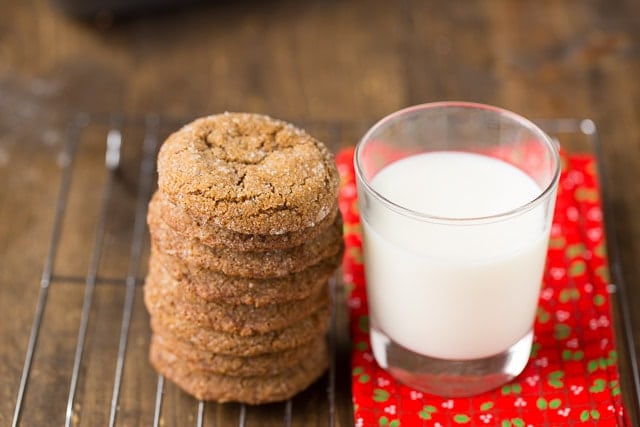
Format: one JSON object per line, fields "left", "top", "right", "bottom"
{"left": 336, "top": 148, "right": 629, "bottom": 426}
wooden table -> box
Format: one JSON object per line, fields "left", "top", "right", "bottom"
{"left": 1, "top": 1, "right": 639, "bottom": 426}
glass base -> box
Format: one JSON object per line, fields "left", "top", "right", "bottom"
{"left": 370, "top": 327, "right": 533, "bottom": 397}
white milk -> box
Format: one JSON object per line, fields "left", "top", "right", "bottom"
{"left": 361, "top": 152, "right": 551, "bottom": 360}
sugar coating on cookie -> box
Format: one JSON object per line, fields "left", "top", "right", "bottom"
{"left": 147, "top": 192, "right": 344, "bottom": 278}
{"left": 150, "top": 335, "right": 329, "bottom": 403}
{"left": 152, "top": 190, "right": 339, "bottom": 251}
{"left": 157, "top": 113, "right": 339, "bottom": 234}
{"left": 143, "top": 261, "right": 330, "bottom": 335}
{"left": 149, "top": 305, "right": 331, "bottom": 357}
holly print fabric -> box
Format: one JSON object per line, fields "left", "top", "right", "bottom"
{"left": 336, "top": 148, "right": 628, "bottom": 426}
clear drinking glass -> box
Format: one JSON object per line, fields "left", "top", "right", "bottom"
{"left": 355, "top": 102, "right": 560, "bottom": 397}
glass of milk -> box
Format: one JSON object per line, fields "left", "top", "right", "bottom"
{"left": 355, "top": 102, "right": 560, "bottom": 397}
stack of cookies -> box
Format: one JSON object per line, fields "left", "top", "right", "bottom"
{"left": 144, "top": 113, "right": 344, "bottom": 404}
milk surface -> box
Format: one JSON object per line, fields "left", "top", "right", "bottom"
{"left": 361, "top": 152, "right": 550, "bottom": 360}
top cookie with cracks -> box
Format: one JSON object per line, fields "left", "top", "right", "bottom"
{"left": 158, "top": 112, "right": 340, "bottom": 235}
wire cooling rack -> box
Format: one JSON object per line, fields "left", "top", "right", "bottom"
{"left": 7, "top": 114, "right": 639, "bottom": 426}
{"left": 8, "top": 113, "right": 358, "bottom": 427}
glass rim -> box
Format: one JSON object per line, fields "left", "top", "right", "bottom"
{"left": 354, "top": 101, "right": 561, "bottom": 225}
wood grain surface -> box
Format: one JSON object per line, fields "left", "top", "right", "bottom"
{"left": 1, "top": 1, "right": 639, "bottom": 426}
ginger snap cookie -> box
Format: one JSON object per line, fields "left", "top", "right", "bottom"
{"left": 151, "top": 333, "right": 325, "bottom": 377}
{"left": 146, "top": 112, "right": 342, "bottom": 403}
{"left": 147, "top": 194, "right": 343, "bottom": 278}
{"left": 149, "top": 305, "right": 331, "bottom": 357}
{"left": 152, "top": 190, "right": 339, "bottom": 251}
{"left": 157, "top": 113, "right": 340, "bottom": 235}
{"left": 152, "top": 246, "right": 341, "bottom": 306}
{"left": 150, "top": 335, "right": 329, "bottom": 404}
{"left": 143, "top": 262, "right": 330, "bottom": 335}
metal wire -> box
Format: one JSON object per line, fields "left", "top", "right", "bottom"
{"left": 586, "top": 120, "right": 640, "bottom": 419}
{"left": 11, "top": 114, "right": 87, "bottom": 427}
{"left": 11, "top": 114, "right": 342, "bottom": 427}
{"left": 65, "top": 120, "right": 123, "bottom": 427}
{"left": 284, "top": 394, "right": 294, "bottom": 425}
{"left": 152, "top": 375, "right": 165, "bottom": 427}
{"left": 238, "top": 403, "right": 247, "bottom": 427}
{"left": 196, "top": 400, "right": 205, "bottom": 427}
{"left": 327, "top": 276, "right": 337, "bottom": 427}
{"left": 108, "top": 115, "right": 159, "bottom": 427}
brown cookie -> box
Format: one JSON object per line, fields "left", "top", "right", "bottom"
{"left": 151, "top": 332, "right": 325, "bottom": 377}
{"left": 152, "top": 190, "right": 339, "bottom": 251}
{"left": 157, "top": 113, "right": 340, "bottom": 235}
{"left": 148, "top": 199, "right": 344, "bottom": 278}
{"left": 144, "top": 264, "right": 330, "bottom": 335}
{"left": 152, "top": 244, "right": 342, "bottom": 306}
{"left": 150, "top": 333, "right": 329, "bottom": 403}
{"left": 149, "top": 305, "right": 331, "bottom": 356}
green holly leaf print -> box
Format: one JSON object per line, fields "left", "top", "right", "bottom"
{"left": 530, "top": 342, "right": 541, "bottom": 358}
{"left": 610, "top": 380, "right": 621, "bottom": 396}
{"left": 561, "top": 349, "right": 583, "bottom": 361}
{"left": 554, "top": 323, "right": 571, "bottom": 340}
{"left": 348, "top": 246, "right": 363, "bottom": 264}
{"left": 453, "top": 414, "right": 470, "bottom": 424}
{"left": 501, "top": 383, "right": 522, "bottom": 395}
{"left": 480, "top": 401, "right": 494, "bottom": 411}
{"left": 373, "top": 388, "right": 390, "bottom": 402}
{"left": 536, "top": 307, "right": 550, "bottom": 323}
{"left": 351, "top": 199, "right": 360, "bottom": 215}
{"left": 593, "top": 294, "right": 606, "bottom": 306}
{"left": 358, "top": 315, "right": 369, "bottom": 333}
{"left": 355, "top": 341, "right": 368, "bottom": 351}
{"left": 418, "top": 410, "right": 432, "bottom": 420}
{"left": 549, "top": 398, "right": 562, "bottom": 409}
{"left": 547, "top": 371, "right": 564, "bottom": 388}
{"left": 501, "top": 418, "right": 525, "bottom": 427}
{"left": 418, "top": 405, "right": 437, "bottom": 419}
{"left": 594, "top": 242, "right": 607, "bottom": 257}
{"left": 378, "top": 417, "right": 400, "bottom": 427}
{"left": 559, "top": 288, "right": 580, "bottom": 303}
{"left": 579, "top": 408, "right": 603, "bottom": 421}
{"left": 580, "top": 409, "right": 590, "bottom": 421}
{"left": 595, "top": 265, "right": 611, "bottom": 282}
{"left": 568, "top": 260, "right": 587, "bottom": 277}
{"left": 590, "top": 378, "right": 606, "bottom": 393}
{"left": 575, "top": 188, "right": 599, "bottom": 202}
{"left": 418, "top": 411, "right": 431, "bottom": 420}
{"left": 352, "top": 366, "right": 370, "bottom": 383}
{"left": 536, "top": 398, "right": 547, "bottom": 410}
{"left": 535, "top": 397, "right": 561, "bottom": 411}
{"left": 565, "top": 243, "right": 585, "bottom": 259}
{"left": 548, "top": 236, "right": 566, "bottom": 249}
{"left": 343, "top": 223, "right": 361, "bottom": 236}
